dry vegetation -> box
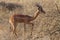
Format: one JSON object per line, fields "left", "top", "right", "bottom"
{"left": 0, "top": 0, "right": 60, "bottom": 40}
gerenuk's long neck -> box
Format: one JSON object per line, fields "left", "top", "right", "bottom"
{"left": 32, "top": 10, "right": 40, "bottom": 21}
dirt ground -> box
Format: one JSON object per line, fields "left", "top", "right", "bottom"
{"left": 0, "top": 0, "right": 60, "bottom": 40}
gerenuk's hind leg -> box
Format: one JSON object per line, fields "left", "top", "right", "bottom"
{"left": 13, "top": 23, "right": 18, "bottom": 36}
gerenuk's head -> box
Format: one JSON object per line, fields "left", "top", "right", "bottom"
{"left": 36, "top": 4, "right": 46, "bottom": 14}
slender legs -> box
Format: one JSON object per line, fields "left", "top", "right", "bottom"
{"left": 10, "top": 21, "right": 34, "bottom": 37}
{"left": 24, "top": 23, "right": 26, "bottom": 40}
{"left": 24, "top": 23, "right": 26, "bottom": 32}
{"left": 10, "top": 22, "right": 17, "bottom": 36}
{"left": 13, "top": 22, "right": 18, "bottom": 36}
{"left": 29, "top": 23, "right": 34, "bottom": 35}
{"left": 24, "top": 23, "right": 34, "bottom": 39}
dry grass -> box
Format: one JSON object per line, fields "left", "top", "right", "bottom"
{"left": 0, "top": 0, "right": 60, "bottom": 40}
